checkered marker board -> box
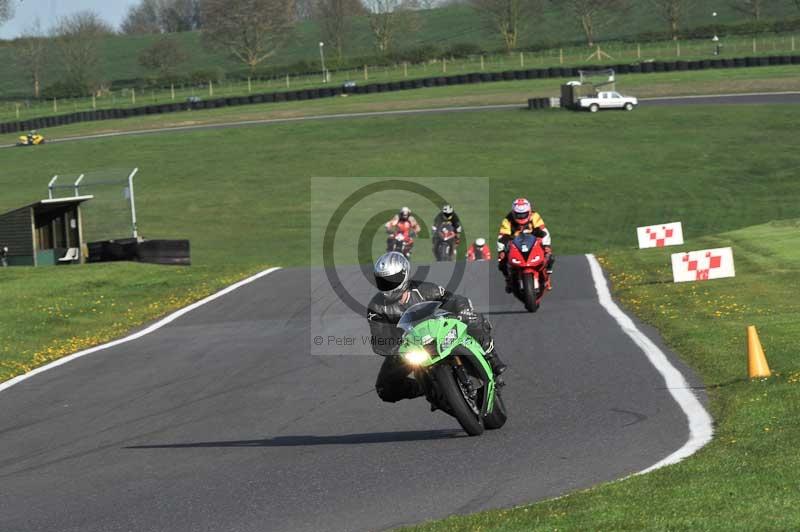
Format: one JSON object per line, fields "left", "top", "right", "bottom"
{"left": 671, "top": 247, "right": 735, "bottom": 283}
{"left": 637, "top": 222, "right": 684, "bottom": 249}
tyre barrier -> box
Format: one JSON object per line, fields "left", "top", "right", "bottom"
{"left": 136, "top": 239, "right": 191, "bottom": 266}
{"left": 3, "top": 53, "right": 800, "bottom": 134}
{"left": 527, "top": 97, "right": 551, "bottom": 110}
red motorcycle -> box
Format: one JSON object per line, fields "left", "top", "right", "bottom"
{"left": 433, "top": 222, "right": 458, "bottom": 262}
{"left": 506, "top": 232, "right": 549, "bottom": 312}
{"left": 387, "top": 220, "right": 415, "bottom": 257}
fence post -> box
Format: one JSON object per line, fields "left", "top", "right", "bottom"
{"left": 560, "top": 48, "right": 564, "bottom": 64}
{"left": 248, "top": 77, "right": 252, "bottom": 93}
{"left": 403, "top": 62, "right": 408, "bottom": 77}
{"left": 92, "top": 93, "right": 96, "bottom": 110}
{"left": 209, "top": 80, "right": 213, "bottom": 97}
{"left": 132, "top": 88, "right": 136, "bottom": 105}
{"left": 480, "top": 55, "right": 485, "bottom": 70}
{"left": 286, "top": 74, "right": 290, "bottom": 88}
{"left": 15, "top": 103, "right": 20, "bottom": 120}
{"left": 753, "top": 37, "right": 757, "bottom": 53}
{"left": 171, "top": 84, "right": 175, "bottom": 100}
{"left": 53, "top": 97, "right": 58, "bottom": 113}
{"left": 519, "top": 52, "right": 524, "bottom": 67}
{"left": 637, "top": 43, "right": 641, "bottom": 59}
{"left": 363, "top": 65, "right": 368, "bottom": 81}
{"left": 792, "top": 36, "right": 796, "bottom": 52}
{"left": 676, "top": 40, "right": 680, "bottom": 57}
{"left": 442, "top": 57, "right": 447, "bottom": 73}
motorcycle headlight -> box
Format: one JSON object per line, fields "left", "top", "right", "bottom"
{"left": 440, "top": 327, "right": 459, "bottom": 351}
{"left": 403, "top": 350, "right": 431, "bottom": 366}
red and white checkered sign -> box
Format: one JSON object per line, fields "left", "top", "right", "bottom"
{"left": 671, "top": 247, "right": 735, "bottom": 283}
{"left": 637, "top": 222, "right": 684, "bottom": 249}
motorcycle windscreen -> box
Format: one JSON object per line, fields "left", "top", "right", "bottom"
{"left": 397, "top": 301, "right": 447, "bottom": 333}
{"left": 512, "top": 233, "right": 538, "bottom": 259}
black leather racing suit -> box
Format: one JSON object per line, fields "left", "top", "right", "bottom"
{"left": 367, "top": 280, "right": 495, "bottom": 403}
{"left": 431, "top": 212, "right": 463, "bottom": 254}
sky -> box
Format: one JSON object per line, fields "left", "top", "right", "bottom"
{"left": 0, "top": 0, "right": 136, "bottom": 39}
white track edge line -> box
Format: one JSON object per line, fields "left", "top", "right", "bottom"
{"left": 585, "top": 254, "right": 713, "bottom": 474}
{"left": 0, "top": 266, "right": 282, "bottom": 396}
{"left": 641, "top": 90, "right": 800, "bottom": 101}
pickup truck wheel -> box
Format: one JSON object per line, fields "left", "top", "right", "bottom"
{"left": 589, "top": 104, "right": 599, "bottom": 113}
{"left": 624, "top": 103, "right": 634, "bottom": 111}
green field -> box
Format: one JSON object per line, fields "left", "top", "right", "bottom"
{"left": 3, "top": 64, "right": 800, "bottom": 143}
{"left": 1, "top": 1, "right": 799, "bottom": 99}
{"left": 2, "top": 98, "right": 799, "bottom": 528}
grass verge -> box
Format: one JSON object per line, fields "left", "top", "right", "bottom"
{"left": 2, "top": 65, "right": 799, "bottom": 144}
{"left": 399, "top": 219, "right": 800, "bottom": 531}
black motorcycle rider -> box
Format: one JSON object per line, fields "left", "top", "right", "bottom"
{"left": 367, "top": 251, "right": 507, "bottom": 403}
{"left": 431, "top": 204, "right": 462, "bottom": 256}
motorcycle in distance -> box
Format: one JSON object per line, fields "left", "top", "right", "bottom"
{"left": 397, "top": 301, "right": 507, "bottom": 436}
{"left": 506, "top": 231, "right": 550, "bottom": 313}
{"left": 16, "top": 131, "right": 46, "bottom": 147}
{"left": 386, "top": 221, "right": 415, "bottom": 258}
{"left": 433, "top": 222, "right": 458, "bottom": 262}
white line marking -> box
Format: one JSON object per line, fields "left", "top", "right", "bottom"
{"left": 585, "top": 254, "right": 713, "bottom": 473}
{"left": 0, "top": 267, "right": 282, "bottom": 396}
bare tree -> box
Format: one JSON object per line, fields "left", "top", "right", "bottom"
{"left": 651, "top": 0, "right": 693, "bottom": 40}
{"left": 122, "top": 0, "right": 202, "bottom": 33}
{"left": 52, "top": 11, "right": 114, "bottom": 95}
{"left": 201, "top": 0, "right": 295, "bottom": 73}
{"left": 0, "top": 0, "right": 13, "bottom": 25}
{"left": 121, "top": 0, "right": 162, "bottom": 34}
{"left": 557, "top": 0, "right": 629, "bottom": 47}
{"left": 471, "top": 0, "right": 542, "bottom": 52}
{"left": 138, "top": 36, "right": 189, "bottom": 78}
{"left": 729, "top": 0, "right": 763, "bottom": 20}
{"left": 316, "top": 0, "right": 366, "bottom": 60}
{"left": 362, "top": 0, "right": 418, "bottom": 53}
{"left": 15, "top": 21, "right": 49, "bottom": 97}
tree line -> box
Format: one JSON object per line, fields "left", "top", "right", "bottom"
{"left": 2, "top": 0, "right": 800, "bottom": 98}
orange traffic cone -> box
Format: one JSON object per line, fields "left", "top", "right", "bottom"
{"left": 747, "top": 325, "right": 771, "bottom": 379}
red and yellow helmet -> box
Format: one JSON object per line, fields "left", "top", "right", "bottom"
{"left": 511, "top": 198, "right": 532, "bottom": 225}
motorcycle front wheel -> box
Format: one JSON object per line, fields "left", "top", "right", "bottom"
{"left": 483, "top": 390, "right": 507, "bottom": 430}
{"left": 522, "top": 273, "right": 539, "bottom": 313}
{"left": 433, "top": 364, "right": 484, "bottom": 436}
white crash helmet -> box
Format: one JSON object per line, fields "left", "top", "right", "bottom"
{"left": 475, "top": 238, "right": 486, "bottom": 247}
{"left": 374, "top": 251, "right": 410, "bottom": 301}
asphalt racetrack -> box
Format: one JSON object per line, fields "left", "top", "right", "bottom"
{"left": 0, "top": 258, "right": 706, "bottom": 532}
{"left": 1, "top": 91, "right": 798, "bottom": 149}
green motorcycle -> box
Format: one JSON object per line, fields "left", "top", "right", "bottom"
{"left": 397, "top": 301, "right": 508, "bottom": 436}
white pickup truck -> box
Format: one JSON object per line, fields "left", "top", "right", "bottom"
{"left": 578, "top": 91, "right": 638, "bottom": 112}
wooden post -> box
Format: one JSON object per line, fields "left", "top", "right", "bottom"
{"left": 92, "top": 94, "right": 96, "bottom": 110}
{"left": 364, "top": 65, "right": 368, "bottom": 80}
{"left": 676, "top": 40, "right": 681, "bottom": 57}
{"left": 637, "top": 43, "right": 641, "bottom": 58}
{"left": 480, "top": 55, "right": 485, "bottom": 70}
{"left": 792, "top": 36, "right": 796, "bottom": 52}
{"left": 560, "top": 48, "right": 564, "bottom": 64}
{"left": 171, "top": 84, "right": 175, "bottom": 100}
{"left": 753, "top": 38, "right": 757, "bottom": 53}
{"left": 442, "top": 57, "right": 447, "bottom": 73}
{"left": 286, "top": 74, "right": 290, "bottom": 88}
{"left": 519, "top": 52, "right": 524, "bottom": 67}
{"left": 53, "top": 97, "right": 58, "bottom": 113}
{"left": 248, "top": 77, "right": 252, "bottom": 93}
{"left": 403, "top": 62, "right": 408, "bottom": 77}
{"left": 208, "top": 80, "right": 213, "bottom": 97}
{"left": 132, "top": 88, "right": 136, "bottom": 104}
{"left": 15, "top": 103, "right": 20, "bottom": 120}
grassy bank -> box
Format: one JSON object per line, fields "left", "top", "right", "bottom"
{"left": 3, "top": 64, "right": 800, "bottom": 144}
{"left": 401, "top": 219, "right": 800, "bottom": 530}
{"left": 2, "top": 103, "right": 799, "bottom": 387}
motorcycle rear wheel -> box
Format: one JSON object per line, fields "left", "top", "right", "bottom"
{"left": 433, "top": 364, "right": 484, "bottom": 436}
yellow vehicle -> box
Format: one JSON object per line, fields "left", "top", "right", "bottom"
{"left": 16, "top": 131, "right": 46, "bottom": 147}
